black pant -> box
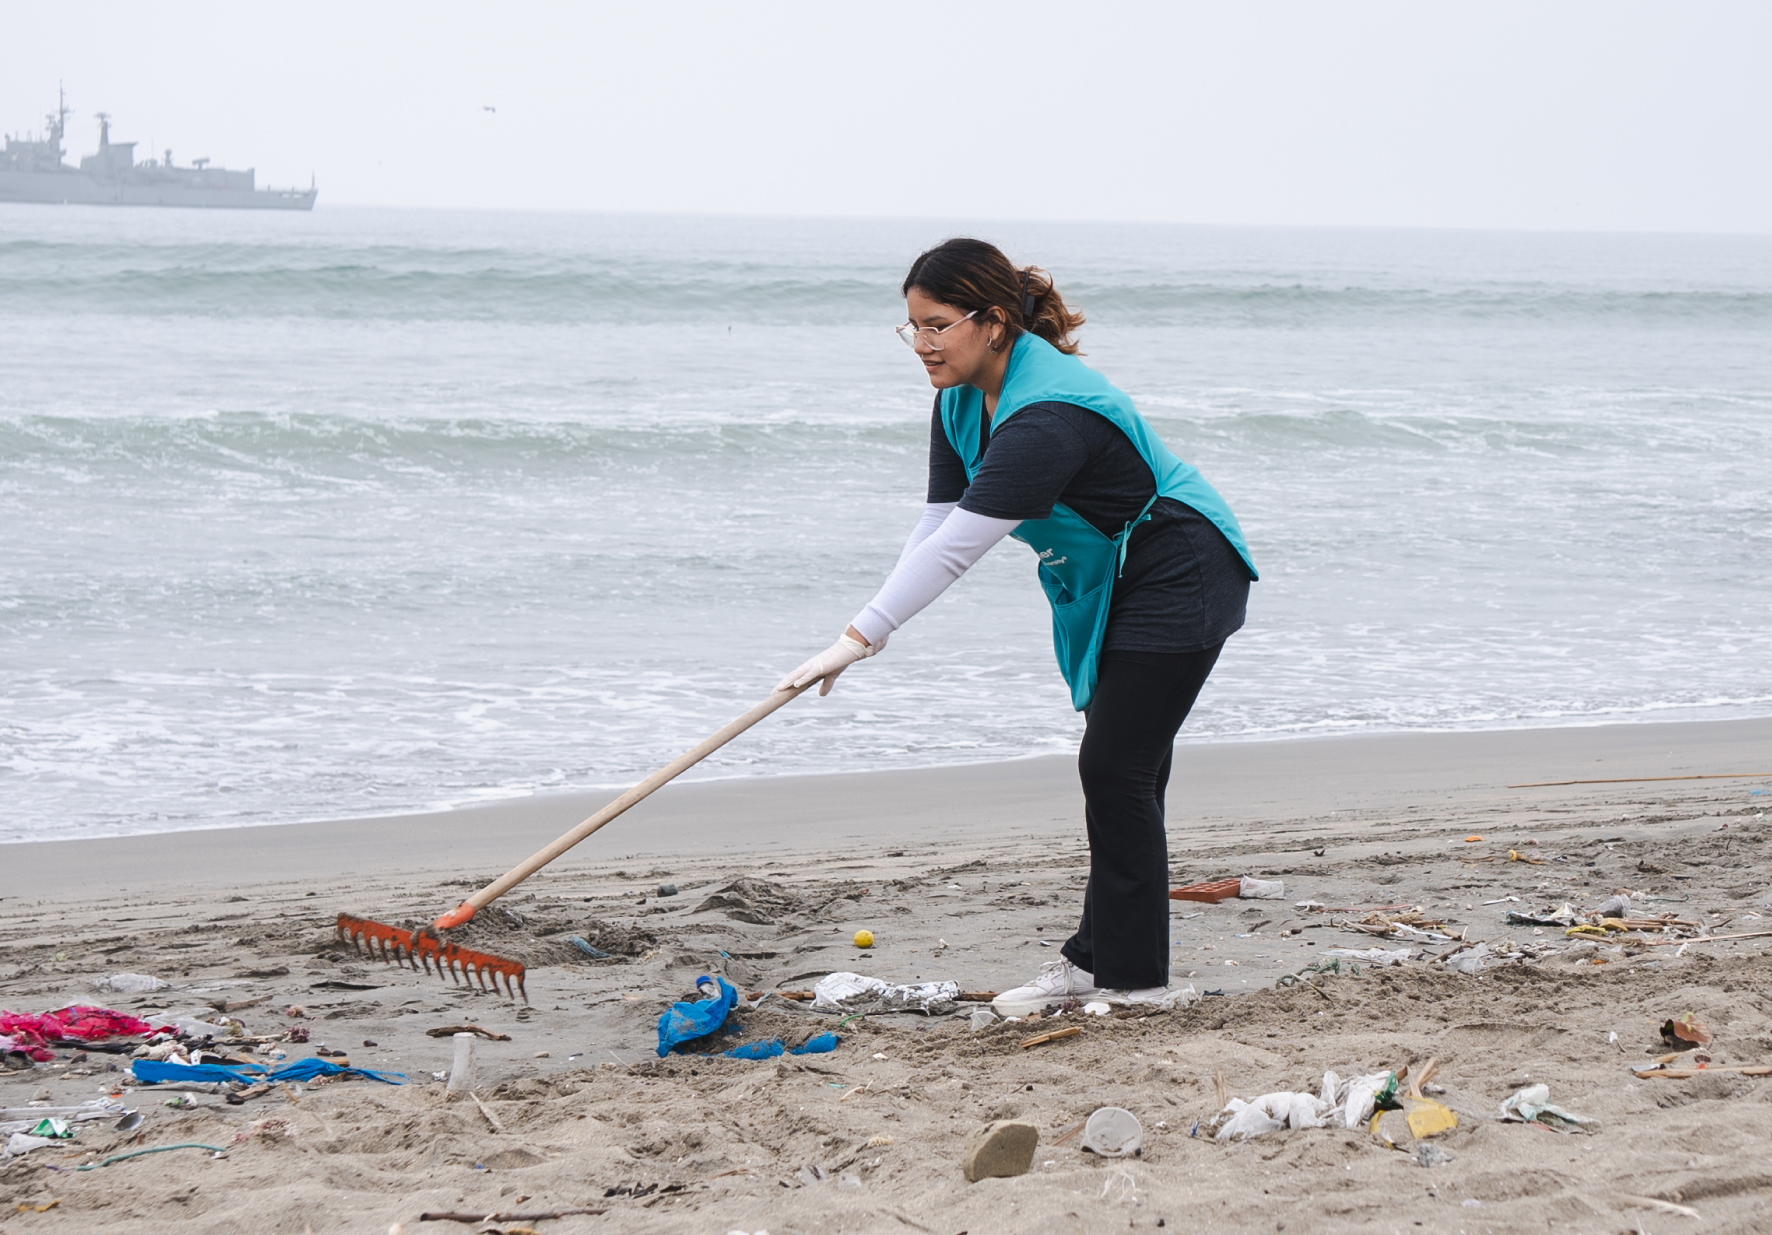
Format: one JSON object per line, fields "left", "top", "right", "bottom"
{"left": 1060, "top": 644, "right": 1222, "bottom": 990}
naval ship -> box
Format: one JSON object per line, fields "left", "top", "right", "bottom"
{"left": 0, "top": 90, "right": 315, "bottom": 210}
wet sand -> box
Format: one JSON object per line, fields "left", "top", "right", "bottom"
{"left": 3, "top": 717, "right": 1771, "bottom": 1233}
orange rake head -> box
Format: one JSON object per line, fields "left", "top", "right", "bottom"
{"left": 336, "top": 913, "right": 528, "bottom": 1004}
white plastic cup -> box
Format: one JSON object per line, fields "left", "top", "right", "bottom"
{"left": 1081, "top": 1106, "right": 1143, "bottom": 1157}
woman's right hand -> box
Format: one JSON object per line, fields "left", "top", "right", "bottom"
{"left": 776, "top": 629, "right": 886, "bottom": 696}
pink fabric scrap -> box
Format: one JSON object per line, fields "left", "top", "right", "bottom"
{"left": 0, "top": 1006, "right": 172, "bottom": 1062}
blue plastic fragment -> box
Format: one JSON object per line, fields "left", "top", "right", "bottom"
{"left": 719, "top": 1031, "right": 841, "bottom": 1060}
{"left": 655, "top": 976, "right": 739, "bottom": 1057}
{"left": 722, "top": 1039, "right": 784, "bottom": 1060}
{"left": 570, "top": 936, "right": 613, "bottom": 959}
{"left": 792, "top": 1032, "right": 841, "bottom": 1056}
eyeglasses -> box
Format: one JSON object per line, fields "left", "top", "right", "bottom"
{"left": 895, "top": 310, "right": 977, "bottom": 351}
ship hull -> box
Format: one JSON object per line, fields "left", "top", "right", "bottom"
{"left": 0, "top": 171, "right": 315, "bottom": 210}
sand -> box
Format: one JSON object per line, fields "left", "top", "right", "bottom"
{"left": 3, "top": 717, "right": 1772, "bottom": 1233}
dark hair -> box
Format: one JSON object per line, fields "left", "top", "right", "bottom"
{"left": 901, "top": 238, "right": 1085, "bottom": 355}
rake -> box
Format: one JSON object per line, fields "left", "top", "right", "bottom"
{"left": 337, "top": 681, "right": 816, "bottom": 1002}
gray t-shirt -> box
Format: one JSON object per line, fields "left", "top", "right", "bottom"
{"left": 926, "top": 399, "right": 1250, "bottom": 654}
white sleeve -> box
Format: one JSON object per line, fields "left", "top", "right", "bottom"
{"left": 896, "top": 502, "right": 957, "bottom": 567}
{"left": 851, "top": 506, "right": 1019, "bottom": 645}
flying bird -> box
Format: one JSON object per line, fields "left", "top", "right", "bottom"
{"left": 483, "top": 105, "right": 497, "bottom": 114}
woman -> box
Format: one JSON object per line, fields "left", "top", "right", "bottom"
{"left": 778, "top": 238, "right": 1257, "bottom": 1015}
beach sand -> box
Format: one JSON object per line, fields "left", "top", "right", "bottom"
{"left": 4, "top": 717, "right": 1771, "bottom": 1233}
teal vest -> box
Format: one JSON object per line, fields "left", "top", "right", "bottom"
{"left": 940, "top": 332, "right": 1257, "bottom": 711}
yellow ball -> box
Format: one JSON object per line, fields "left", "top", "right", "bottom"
{"left": 853, "top": 929, "right": 875, "bottom": 948}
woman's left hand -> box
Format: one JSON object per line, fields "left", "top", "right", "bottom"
{"left": 776, "top": 629, "right": 887, "bottom": 696}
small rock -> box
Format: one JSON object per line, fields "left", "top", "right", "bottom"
{"left": 1417, "top": 1143, "right": 1454, "bottom": 1168}
{"left": 362, "top": 1039, "right": 378, "bottom": 1048}
{"left": 534, "top": 1051, "right": 550, "bottom": 1058}
{"left": 962, "top": 1119, "right": 1039, "bottom": 1182}
{"left": 658, "top": 883, "right": 679, "bottom": 897}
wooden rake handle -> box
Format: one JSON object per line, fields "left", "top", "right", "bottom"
{"left": 432, "top": 682, "right": 815, "bottom": 929}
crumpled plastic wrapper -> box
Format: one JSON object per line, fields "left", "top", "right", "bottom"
{"left": 811, "top": 972, "right": 960, "bottom": 1016}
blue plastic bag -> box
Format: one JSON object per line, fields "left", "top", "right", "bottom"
{"left": 131, "top": 1058, "right": 405, "bottom": 1086}
{"left": 655, "top": 975, "right": 739, "bottom": 1057}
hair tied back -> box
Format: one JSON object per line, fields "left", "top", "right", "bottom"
{"left": 901, "top": 238, "right": 1085, "bottom": 355}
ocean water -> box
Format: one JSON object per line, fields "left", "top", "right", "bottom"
{"left": 3, "top": 207, "right": 1770, "bottom": 843}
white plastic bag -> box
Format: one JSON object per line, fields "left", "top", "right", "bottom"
{"left": 1445, "top": 941, "right": 1491, "bottom": 975}
{"left": 3, "top": 1132, "right": 59, "bottom": 1160}
{"left": 1238, "top": 877, "right": 1285, "bottom": 900}
{"left": 1324, "top": 947, "right": 1412, "bottom": 964}
{"left": 1215, "top": 1091, "right": 1331, "bottom": 1140}
{"left": 91, "top": 973, "right": 170, "bottom": 993}
{"left": 1341, "top": 1072, "right": 1394, "bottom": 1128}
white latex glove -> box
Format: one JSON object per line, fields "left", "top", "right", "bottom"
{"left": 776, "top": 631, "right": 887, "bottom": 696}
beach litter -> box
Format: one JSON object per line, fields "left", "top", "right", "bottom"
{"left": 569, "top": 936, "right": 612, "bottom": 959}
{"left": 1498, "top": 1083, "right": 1595, "bottom": 1132}
{"left": 1215, "top": 1089, "right": 1332, "bottom": 1141}
{"left": 0, "top": 1006, "right": 175, "bottom": 1062}
{"left": 1216, "top": 1062, "right": 1454, "bottom": 1149}
{"left": 1168, "top": 876, "right": 1282, "bottom": 903}
{"left": 1080, "top": 1107, "right": 1143, "bottom": 1157}
{"left": 656, "top": 976, "right": 738, "bottom": 1056}
{"left": 446, "top": 1032, "right": 477, "bottom": 1094}
{"left": 425, "top": 1024, "right": 512, "bottom": 1041}
{"left": 962, "top": 1119, "right": 1039, "bottom": 1181}
{"left": 89, "top": 973, "right": 171, "bottom": 994}
{"left": 1019, "top": 1026, "right": 1082, "bottom": 1050}
{"left": 5, "top": 1133, "right": 69, "bottom": 1159}
{"left": 810, "top": 972, "right": 959, "bottom": 1016}
{"left": 1398, "top": 1058, "right": 1457, "bottom": 1139}
{"left": 1661, "top": 1011, "right": 1713, "bottom": 1046}
{"left": 130, "top": 1058, "right": 406, "bottom": 1086}
{"left": 1324, "top": 947, "right": 1412, "bottom": 965}
{"left": 852, "top": 930, "right": 874, "bottom": 949}
{"left": 656, "top": 975, "right": 841, "bottom": 1059}
{"left": 419, "top": 1209, "right": 610, "bottom": 1226}
{"left": 1443, "top": 941, "right": 1492, "bottom": 975}
{"left": 1634, "top": 1059, "right": 1772, "bottom": 1079}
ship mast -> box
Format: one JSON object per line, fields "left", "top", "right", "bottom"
{"left": 48, "top": 84, "right": 70, "bottom": 157}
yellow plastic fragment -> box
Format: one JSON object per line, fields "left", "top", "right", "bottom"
{"left": 1403, "top": 1096, "right": 1458, "bottom": 1139}
{"left": 1565, "top": 925, "right": 1609, "bottom": 938}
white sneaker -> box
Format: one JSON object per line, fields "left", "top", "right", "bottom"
{"left": 991, "top": 960, "right": 1097, "bottom": 1017}
{"left": 1097, "top": 985, "right": 1181, "bottom": 1010}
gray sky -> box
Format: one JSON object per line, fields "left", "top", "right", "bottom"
{"left": 7, "top": 1, "right": 1769, "bottom": 231}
